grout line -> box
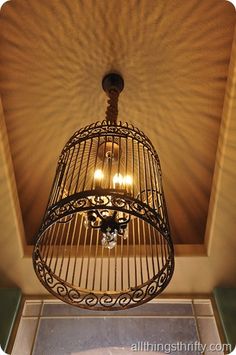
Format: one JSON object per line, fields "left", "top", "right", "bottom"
{"left": 191, "top": 299, "right": 205, "bottom": 355}
{"left": 21, "top": 313, "right": 215, "bottom": 319}
{"left": 23, "top": 294, "right": 213, "bottom": 302}
{"left": 23, "top": 315, "right": 199, "bottom": 319}
{"left": 210, "top": 296, "right": 227, "bottom": 347}
{"left": 30, "top": 300, "right": 44, "bottom": 355}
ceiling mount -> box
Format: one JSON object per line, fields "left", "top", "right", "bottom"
{"left": 102, "top": 73, "right": 124, "bottom": 94}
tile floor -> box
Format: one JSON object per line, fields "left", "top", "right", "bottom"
{"left": 11, "top": 298, "right": 223, "bottom": 355}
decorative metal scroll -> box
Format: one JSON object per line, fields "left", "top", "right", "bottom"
{"left": 33, "top": 121, "right": 174, "bottom": 310}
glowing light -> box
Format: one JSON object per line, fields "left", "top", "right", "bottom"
{"left": 113, "top": 173, "right": 123, "bottom": 187}
{"left": 123, "top": 175, "right": 133, "bottom": 186}
{"left": 94, "top": 169, "right": 104, "bottom": 180}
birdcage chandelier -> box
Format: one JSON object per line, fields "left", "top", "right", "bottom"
{"left": 33, "top": 73, "right": 174, "bottom": 310}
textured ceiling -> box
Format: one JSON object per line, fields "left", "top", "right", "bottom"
{"left": 0, "top": 0, "right": 235, "bottom": 245}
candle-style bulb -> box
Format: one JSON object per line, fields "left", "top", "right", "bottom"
{"left": 113, "top": 173, "right": 123, "bottom": 188}
{"left": 123, "top": 175, "right": 132, "bottom": 186}
{"left": 94, "top": 169, "right": 104, "bottom": 187}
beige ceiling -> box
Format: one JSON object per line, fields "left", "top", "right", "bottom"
{"left": 1, "top": 0, "right": 235, "bottom": 246}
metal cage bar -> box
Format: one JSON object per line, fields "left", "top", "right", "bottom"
{"left": 33, "top": 121, "right": 174, "bottom": 310}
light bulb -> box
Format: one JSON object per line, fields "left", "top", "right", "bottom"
{"left": 94, "top": 169, "right": 104, "bottom": 187}
{"left": 123, "top": 175, "right": 132, "bottom": 186}
{"left": 113, "top": 173, "right": 123, "bottom": 188}
{"left": 94, "top": 169, "right": 104, "bottom": 180}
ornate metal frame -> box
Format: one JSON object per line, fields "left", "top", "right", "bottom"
{"left": 32, "top": 74, "right": 174, "bottom": 311}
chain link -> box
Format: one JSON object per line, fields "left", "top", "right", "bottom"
{"left": 105, "top": 89, "right": 119, "bottom": 124}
